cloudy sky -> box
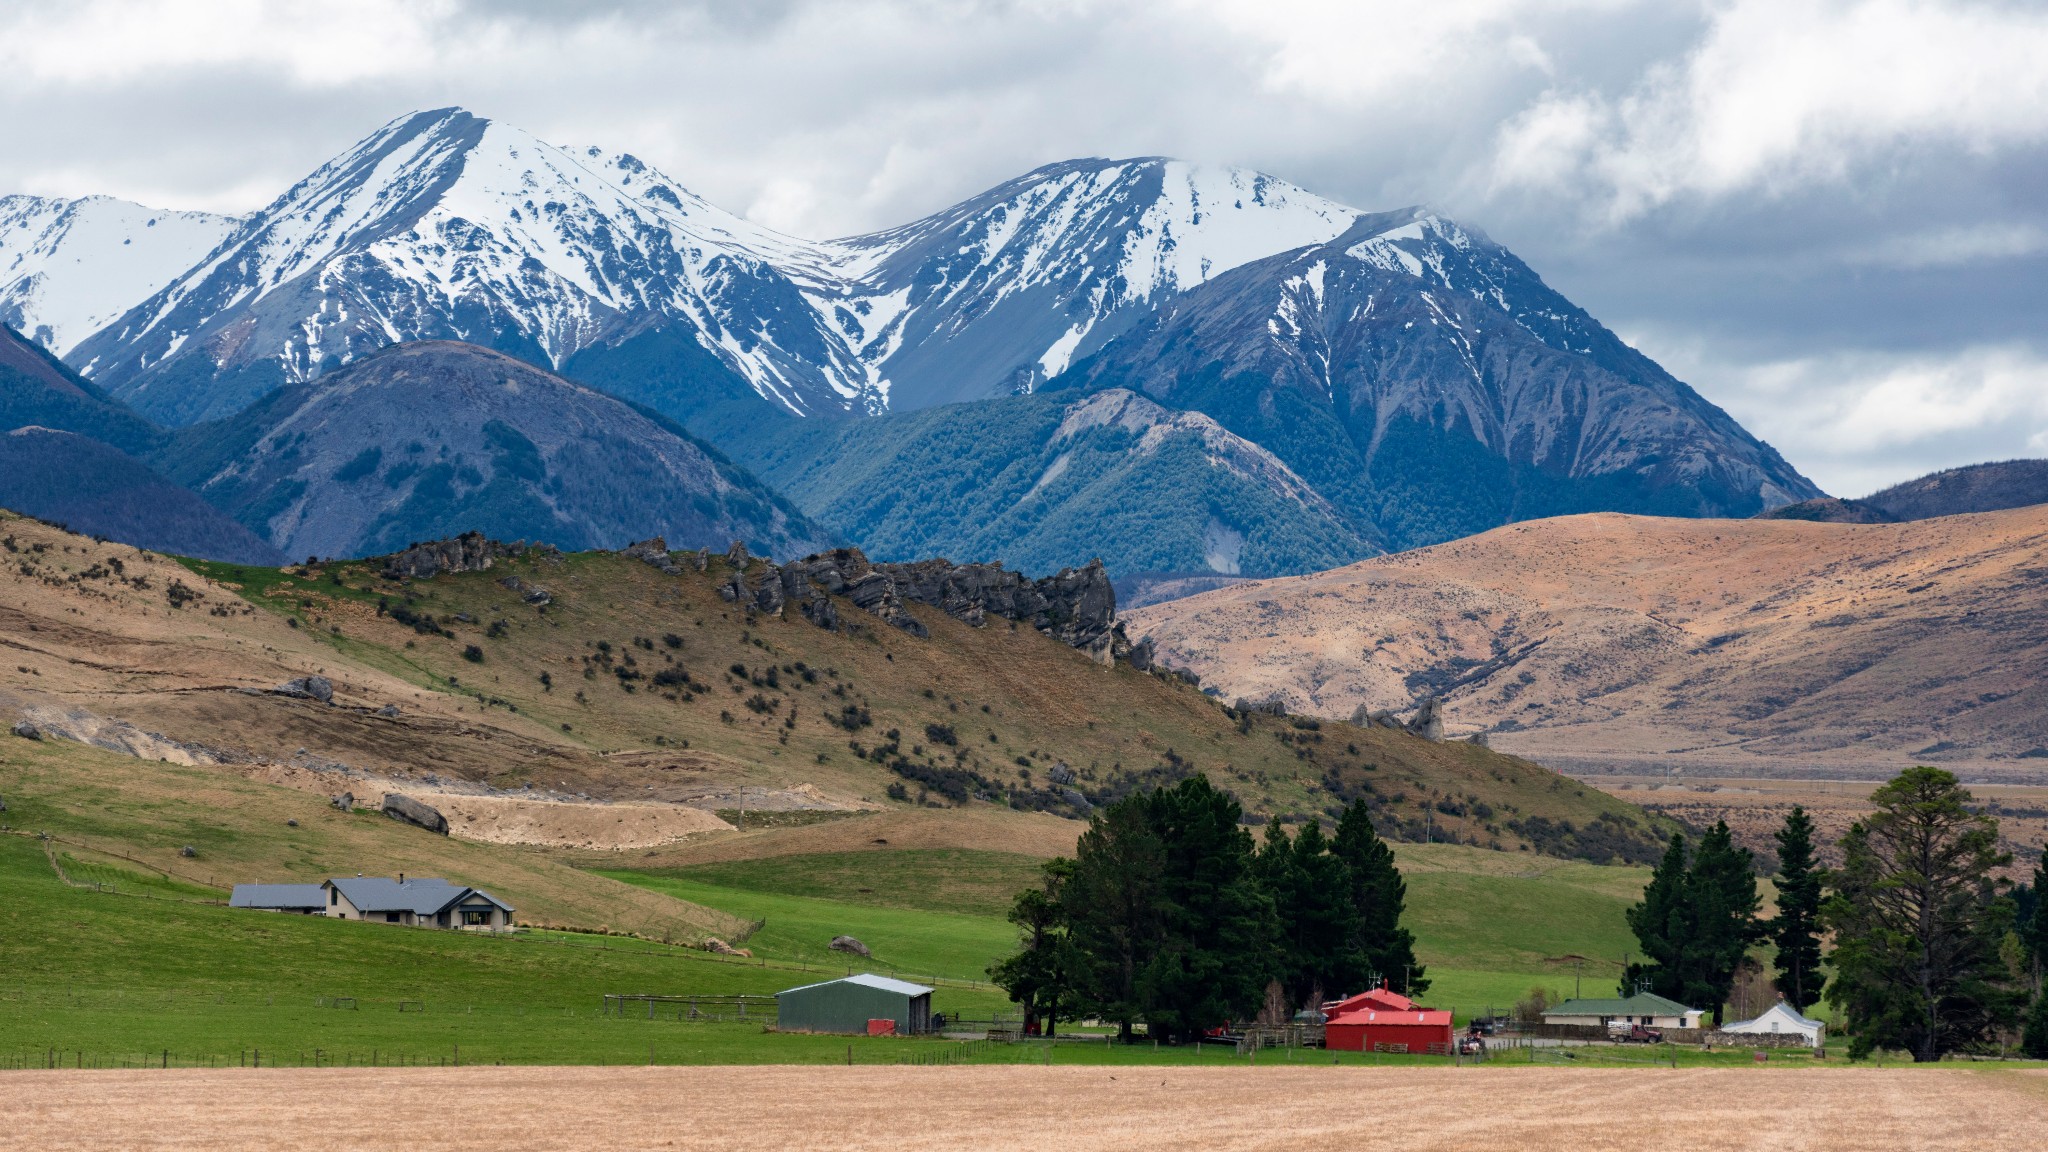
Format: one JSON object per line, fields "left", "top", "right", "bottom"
{"left": 3, "top": 0, "right": 2045, "bottom": 495}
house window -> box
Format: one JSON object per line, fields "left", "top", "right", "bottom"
{"left": 330, "top": 889, "right": 338, "bottom": 906}
{"left": 386, "top": 912, "right": 401, "bottom": 923}
{"left": 461, "top": 908, "right": 492, "bottom": 926}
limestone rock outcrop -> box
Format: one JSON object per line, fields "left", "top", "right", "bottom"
{"left": 382, "top": 532, "right": 522, "bottom": 581}
{"left": 709, "top": 544, "right": 1135, "bottom": 665}
{"left": 1405, "top": 696, "right": 1445, "bottom": 742}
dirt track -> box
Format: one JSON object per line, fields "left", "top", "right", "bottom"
{"left": 4, "top": 1064, "right": 2044, "bottom": 1151}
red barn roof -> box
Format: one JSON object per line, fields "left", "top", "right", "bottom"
{"left": 1328, "top": 1008, "right": 1451, "bottom": 1028}
{"left": 1325, "top": 987, "right": 1418, "bottom": 1016}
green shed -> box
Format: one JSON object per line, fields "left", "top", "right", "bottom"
{"left": 776, "top": 973, "right": 934, "bottom": 1034}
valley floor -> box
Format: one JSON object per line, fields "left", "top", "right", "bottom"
{"left": 4, "top": 1064, "right": 2045, "bottom": 1151}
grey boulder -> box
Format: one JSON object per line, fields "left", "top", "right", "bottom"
{"left": 380, "top": 793, "right": 449, "bottom": 835}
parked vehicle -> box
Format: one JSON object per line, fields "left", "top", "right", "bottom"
{"left": 1608, "top": 1020, "right": 1663, "bottom": 1043}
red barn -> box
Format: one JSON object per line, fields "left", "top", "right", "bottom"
{"left": 1324, "top": 1007, "right": 1455, "bottom": 1054}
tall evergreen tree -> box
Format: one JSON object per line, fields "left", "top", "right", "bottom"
{"left": 1138, "top": 776, "right": 1275, "bottom": 1041}
{"left": 1688, "top": 820, "right": 1764, "bottom": 1024}
{"left": 1771, "top": 806, "right": 1825, "bottom": 1012}
{"left": 2018, "top": 857, "right": 2048, "bottom": 1060}
{"left": 1822, "top": 767, "right": 2020, "bottom": 1061}
{"left": 2022, "top": 980, "right": 2048, "bottom": 1059}
{"left": 2020, "top": 857, "right": 2048, "bottom": 986}
{"left": 1063, "top": 794, "right": 1166, "bottom": 1041}
{"left": 1625, "top": 832, "right": 1692, "bottom": 1003}
{"left": 1257, "top": 819, "right": 1367, "bottom": 1012}
{"left": 988, "top": 857, "right": 1076, "bottom": 1036}
{"left": 1331, "top": 799, "right": 1427, "bottom": 995}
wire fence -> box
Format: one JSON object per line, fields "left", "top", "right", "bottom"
{"left": 0, "top": 1047, "right": 480, "bottom": 1070}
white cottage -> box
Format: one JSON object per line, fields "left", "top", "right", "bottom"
{"left": 1719, "top": 1000, "right": 1826, "bottom": 1045}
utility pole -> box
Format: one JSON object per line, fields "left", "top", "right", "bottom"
{"left": 1574, "top": 958, "right": 1582, "bottom": 1000}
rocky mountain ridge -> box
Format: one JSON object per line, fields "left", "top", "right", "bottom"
{"left": 733, "top": 386, "right": 1378, "bottom": 584}
{"left": 1059, "top": 210, "right": 1822, "bottom": 550}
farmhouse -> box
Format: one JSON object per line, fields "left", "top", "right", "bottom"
{"left": 1324, "top": 1006, "right": 1454, "bottom": 1054}
{"left": 228, "top": 883, "right": 328, "bottom": 914}
{"left": 231, "top": 876, "right": 513, "bottom": 929}
{"left": 1720, "top": 1000, "right": 1826, "bottom": 1045}
{"left": 775, "top": 973, "right": 933, "bottom": 1035}
{"left": 1543, "top": 992, "right": 1704, "bottom": 1030}
{"left": 323, "top": 876, "right": 514, "bottom": 929}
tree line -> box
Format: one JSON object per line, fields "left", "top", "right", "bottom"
{"left": 1627, "top": 766, "right": 2048, "bottom": 1061}
{"left": 989, "top": 776, "right": 1424, "bottom": 1040}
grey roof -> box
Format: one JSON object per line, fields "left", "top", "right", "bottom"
{"left": 230, "top": 883, "right": 328, "bottom": 909}
{"left": 778, "top": 973, "right": 934, "bottom": 998}
{"left": 323, "top": 876, "right": 514, "bottom": 915}
{"left": 325, "top": 876, "right": 464, "bottom": 915}
{"left": 1548, "top": 992, "right": 1700, "bottom": 1016}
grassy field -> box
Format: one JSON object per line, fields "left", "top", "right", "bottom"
{"left": 0, "top": 736, "right": 743, "bottom": 941}
{"left": 601, "top": 840, "right": 1654, "bottom": 1020}
{"left": 0, "top": 816, "right": 1656, "bottom": 1068}
{"left": 0, "top": 833, "right": 1025, "bottom": 1067}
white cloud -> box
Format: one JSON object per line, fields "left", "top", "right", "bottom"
{"left": 1492, "top": 0, "right": 2048, "bottom": 221}
{"left": 1634, "top": 332, "right": 2048, "bottom": 495}
{"left": 0, "top": 0, "right": 466, "bottom": 87}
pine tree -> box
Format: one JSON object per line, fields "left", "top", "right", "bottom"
{"left": 1063, "top": 794, "right": 1167, "bottom": 1041}
{"left": 1771, "top": 806, "right": 1825, "bottom": 1012}
{"left": 1822, "top": 767, "right": 2020, "bottom": 1061}
{"left": 1331, "top": 799, "right": 1426, "bottom": 995}
{"left": 1138, "top": 776, "right": 1276, "bottom": 1041}
{"left": 1256, "top": 819, "right": 1367, "bottom": 1012}
{"left": 988, "top": 857, "right": 1075, "bottom": 1036}
{"left": 1625, "top": 832, "right": 1692, "bottom": 1003}
{"left": 2022, "top": 984, "right": 2048, "bottom": 1059}
{"left": 1688, "top": 820, "right": 1763, "bottom": 1024}
{"left": 2021, "top": 857, "right": 2048, "bottom": 989}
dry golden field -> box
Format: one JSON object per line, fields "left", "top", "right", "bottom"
{"left": 4, "top": 1064, "right": 2045, "bottom": 1151}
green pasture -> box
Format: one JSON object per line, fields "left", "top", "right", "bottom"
{"left": 0, "top": 835, "right": 1005, "bottom": 1066}
{"left": 2, "top": 823, "right": 1676, "bottom": 1065}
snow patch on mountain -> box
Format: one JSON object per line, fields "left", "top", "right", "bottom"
{"left": 0, "top": 195, "right": 240, "bottom": 354}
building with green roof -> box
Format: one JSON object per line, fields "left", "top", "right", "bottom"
{"left": 1542, "top": 992, "right": 1704, "bottom": 1029}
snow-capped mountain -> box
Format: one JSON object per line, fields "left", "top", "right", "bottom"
{"left": 26, "top": 106, "right": 1824, "bottom": 575}
{"left": 64, "top": 110, "right": 1380, "bottom": 427}
{"left": 73, "top": 108, "right": 876, "bottom": 426}
{"left": 813, "top": 158, "right": 1362, "bottom": 409}
{"left": 1061, "top": 207, "right": 1823, "bottom": 549}
{"left": 0, "top": 195, "right": 240, "bottom": 355}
